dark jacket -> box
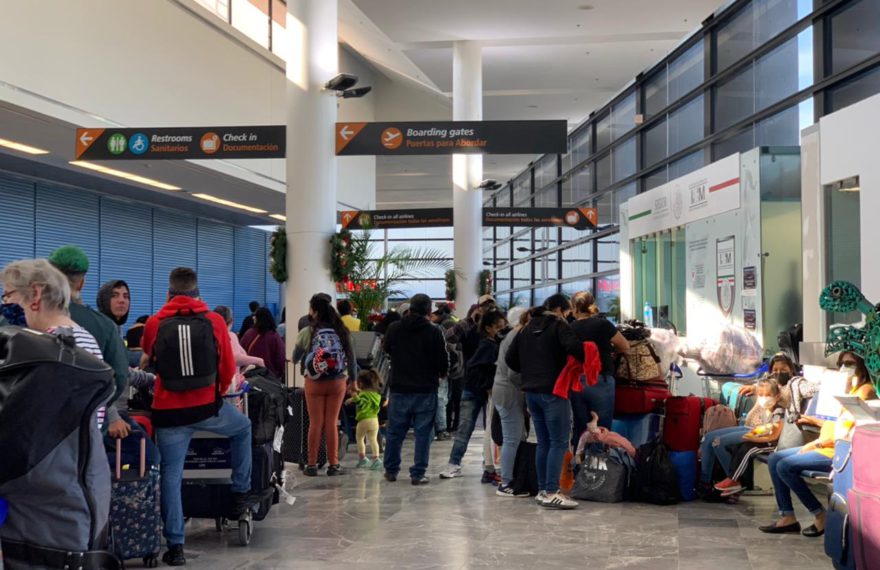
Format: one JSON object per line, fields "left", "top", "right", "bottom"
{"left": 505, "top": 313, "right": 584, "bottom": 394}
{"left": 383, "top": 314, "right": 449, "bottom": 394}
{"left": 464, "top": 335, "right": 500, "bottom": 393}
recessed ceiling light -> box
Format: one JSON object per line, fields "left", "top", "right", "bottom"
{"left": 578, "top": 4, "right": 594, "bottom": 10}
{"left": 69, "top": 161, "right": 181, "bottom": 190}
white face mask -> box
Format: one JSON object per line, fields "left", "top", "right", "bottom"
{"left": 840, "top": 365, "right": 857, "bottom": 376}
{"left": 757, "top": 396, "right": 775, "bottom": 409}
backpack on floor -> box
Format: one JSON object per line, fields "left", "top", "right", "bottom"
{"left": 304, "top": 328, "right": 348, "bottom": 379}
{"left": 633, "top": 439, "right": 680, "bottom": 505}
{"left": 702, "top": 404, "right": 738, "bottom": 436}
{"left": 0, "top": 327, "right": 119, "bottom": 569}
{"left": 151, "top": 311, "right": 218, "bottom": 392}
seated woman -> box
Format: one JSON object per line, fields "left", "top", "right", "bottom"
{"left": 713, "top": 379, "right": 785, "bottom": 496}
{"left": 759, "top": 351, "right": 877, "bottom": 537}
{"left": 700, "top": 353, "right": 798, "bottom": 490}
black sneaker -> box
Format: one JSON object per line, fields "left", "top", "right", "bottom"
{"left": 411, "top": 475, "right": 430, "bottom": 486}
{"left": 481, "top": 470, "right": 501, "bottom": 485}
{"left": 303, "top": 465, "right": 318, "bottom": 477}
{"left": 384, "top": 472, "right": 397, "bottom": 482}
{"left": 162, "top": 544, "right": 186, "bottom": 566}
{"left": 327, "top": 464, "right": 344, "bottom": 476}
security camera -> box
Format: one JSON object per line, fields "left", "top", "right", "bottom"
{"left": 324, "top": 73, "right": 359, "bottom": 92}
{"left": 340, "top": 86, "right": 373, "bottom": 99}
{"left": 476, "top": 179, "right": 502, "bottom": 191}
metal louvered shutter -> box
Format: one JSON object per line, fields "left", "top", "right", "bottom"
{"left": 152, "top": 210, "right": 197, "bottom": 311}
{"left": 233, "top": 226, "right": 266, "bottom": 326}
{"left": 99, "top": 198, "right": 153, "bottom": 327}
{"left": 0, "top": 175, "right": 35, "bottom": 268}
{"left": 34, "top": 184, "right": 100, "bottom": 305}
{"left": 197, "top": 219, "right": 234, "bottom": 309}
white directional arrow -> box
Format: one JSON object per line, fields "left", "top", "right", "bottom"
{"left": 339, "top": 125, "right": 354, "bottom": 140}
{"left": 79, "top": 131, "right": 94, "bottom": 146}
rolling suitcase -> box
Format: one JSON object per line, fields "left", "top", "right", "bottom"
{"left": 721, "top": 381, "right": 744, "bottom": 411}
{"left": 849, "top": 424, "right": 880, "bottom": 570}
{"left": 281, "top": 387, "right": 327, "bottom": 468}
{"left": 663, "top": 396, "right": 715, "bottom": 452}
{"left": 614, "top": 381, "right": 670, "bottom": 416}
{"left": 612, "top": 413, "right": 662, "bottom": 448}
{"left": 110, "top": 437, "right": 161, "bottom": 568}
{"left": 512, "top": 442, "right": 539, "bottom": 497}
{"left": 826, "top": 440, "right": 855, "bottom": 570}
{"left": 668, "top": 450, "right": 698, "bottom": 502}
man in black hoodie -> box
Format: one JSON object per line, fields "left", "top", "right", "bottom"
{"left": 382, "top": 293, "right": 449, "bottom": 485}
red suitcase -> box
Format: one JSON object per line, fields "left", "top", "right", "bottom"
{"left": 663, "top": 396, "right": 716, "bottom": 452}
{"left": 849, "top": 424, "right": 880, "bottom": 569}
{"left": 614, "top": 381, "right": 670, "bottom": 416}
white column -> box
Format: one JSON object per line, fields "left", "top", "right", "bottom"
{"left": 285, "top": 0, "right": 338, "bottom": 375}
{"left": 452, "top": 41, "right": 483, "bottom": 318}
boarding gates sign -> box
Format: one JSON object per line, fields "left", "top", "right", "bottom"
{"left": 75, "top": 126, "right": 286, "bottom": 160}
{"left": 625, "top": 153, "right": 741, "bottom": 239}
{"left": 334, "top": 121, "right": 568, "bottom": 155}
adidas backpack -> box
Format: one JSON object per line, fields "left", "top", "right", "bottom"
{"left": 152, "top": 311, "right": 218, "bottom": 391}
{"left": 304, "top": 328, "right": 348, "bottom": 379}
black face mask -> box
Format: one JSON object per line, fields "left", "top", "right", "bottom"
{"left": 776, "top": 371, "right": 792, "bottom": 386}
{"left": 0, "top": 303, "right": 26, "bottom": 326}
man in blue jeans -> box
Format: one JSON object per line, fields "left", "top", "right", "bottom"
{"left": 382, "top": 294, "right": 449, "bottom": 485}
{"left": 142, "top": 267, "right": 256, "bottom": 566}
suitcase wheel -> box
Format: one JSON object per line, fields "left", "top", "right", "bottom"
{"left": 238, "top": 520, "right": 252, "bottom": 546}
{"left": 144, "top": 555, "right": 159, "bottom": 568}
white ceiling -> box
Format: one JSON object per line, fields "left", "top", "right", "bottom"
{"left": 354, "top": 0, "right": 723, "bottom": 208}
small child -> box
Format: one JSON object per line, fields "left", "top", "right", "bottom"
{"left": 714, "top": 378, "right": 785, "bottom": 496}
{"left": 347, "top": 369, "right": 383, "bottom": 470}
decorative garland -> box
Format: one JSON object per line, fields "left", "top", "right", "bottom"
{"left": 478, "top": 269, "right": 493, "bottom": 296}
{"left": 269, "top": 227, "right": 287, "bottom": 283}
{"left": 444, "top": 269, "right": 457, "bottom": 302}
{"left": 330, "top": 229, "right": 353, "bottom": 283}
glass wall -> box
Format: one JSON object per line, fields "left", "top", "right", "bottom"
{"left": 488, "top": 0, "right": 880, "bottom": 316}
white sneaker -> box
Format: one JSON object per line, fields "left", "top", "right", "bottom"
{"left": 534, "top": 490, "right": 549, "bottom": 504}
{"left": 439, "top": 464, "right": 463, "bottom": 479}
{"left": 540, "top": 492, "right": 578, "bottom": 510}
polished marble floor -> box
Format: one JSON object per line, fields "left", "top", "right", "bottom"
{"left": 172, "top": 431, "right": 832, "bottom": 570}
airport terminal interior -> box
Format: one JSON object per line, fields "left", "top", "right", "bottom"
{"left": 2, "top": 0, "right": 880, "bottom": 568}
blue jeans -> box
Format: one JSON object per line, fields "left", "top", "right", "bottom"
{"left": 700, "top": 426, "right": 750, "bottom": 483}
{"left": 383, "top": 392, "right": 437, "bottom": 480}
{"left": 156, "top": 402, "right": 252, "bottom": 546}
{"left": 449, "top": 389, "right": 488, "bottom": 466}
{"left": 435, "top": 379, "right": 449, "bottom": 434}
{"left": 494, "top": 401, "right": 525, "bottom": 486}
{"left": 569, "top": 374, "right": 615, "bottom": 447}
{"left": 526, "top": 392, "right": 571, "bottom": 493}
{"left": 768, "top": 447, "right": 831, "bottom": 517}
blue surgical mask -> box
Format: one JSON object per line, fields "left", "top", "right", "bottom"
{"left": 0, "top": 303, "right": 26, "bottom": 326}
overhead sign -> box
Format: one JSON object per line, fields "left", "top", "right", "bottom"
{"left": 340, "top": 209, "right": 453, "bottom": 230}
{"left": 483, "top": 207, "right": 597, "bottom": 229}
{"left": 338, "top": 206, "right": 597, "bottom": 230}
{"left": 625, "top": 153, "right": 741, "bottom": 239}
{"left": 335, "top": 121, "right": 567, "bottom": 156}
{"left": 75, "top": 126, "right": 285, "bottom": 160}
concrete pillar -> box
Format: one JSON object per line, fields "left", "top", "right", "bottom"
{"left": 452, "top": 41, "right": 483, "bottom": 318}
{"left": 285, "top": 0, "right": 338, "bottom": 374}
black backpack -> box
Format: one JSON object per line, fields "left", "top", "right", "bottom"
{"left": 633, "top": 439, "right": 680, "bottom": 505}
{"left": 151, "top": 312, "right": 218, "bottom": 392}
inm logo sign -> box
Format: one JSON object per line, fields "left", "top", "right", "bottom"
{"left": 690, "top": 182, "right": 707, "bottom": 208}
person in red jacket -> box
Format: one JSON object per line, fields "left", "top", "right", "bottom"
{"left": 141, "top": 267, "right": 253, "bottom": 567}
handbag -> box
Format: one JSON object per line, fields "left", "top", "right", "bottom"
{"left": 570, "top": 448, "right": 628, "bottom": 503}
{"left": 615, "top": 339, "right": 662, "bottom": 382}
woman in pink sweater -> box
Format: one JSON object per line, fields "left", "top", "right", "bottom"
{"left": 240, "top": 307, "right": 286, "bottom": 379}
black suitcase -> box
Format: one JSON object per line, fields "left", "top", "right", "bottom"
{"left": 281, "top": 387, "right": 327, "bottom": 468}
{"left": 512, "top": 442, "right": 539, "bottom": 496}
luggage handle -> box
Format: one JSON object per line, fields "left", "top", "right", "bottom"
{"left": 115, "top": 435, "right": 146, "bottom": 480}
{"left": 832, "top": 444, "right": 852, "bottom": 474}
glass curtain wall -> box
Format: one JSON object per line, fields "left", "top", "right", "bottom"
{"left": 490, "top": 0, "right": 880, "bottom": 313}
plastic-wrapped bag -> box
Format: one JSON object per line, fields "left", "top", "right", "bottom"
{"left": 686, "top": 324, "right": 763, "bottom": 375}
{"left": 648, "top": 328, "right": 680, "bottom": 375}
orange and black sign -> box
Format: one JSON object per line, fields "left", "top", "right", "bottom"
{"left": 483, "top": 207, "right": 597, "bottom": 229}
{"left": 74, "top": 126, "right": 285, "bottom": 160}
{"left": 335, "top": 121, "right": 567, "bottom": 156}
{"left": 338, "top": 207, "right": 597, "bottom": 230}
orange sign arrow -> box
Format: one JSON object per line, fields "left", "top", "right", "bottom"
{"left": 75, "top": 128, "right": 105, "bottom": 159}
{"left": 340, "top": 210, "right": 359, "bottom": 229}
{"left": 335, "top": 123, "right": 366, "bottom": 154}
{"left": 580, "top": 207, "right": 598, "bottom": 227}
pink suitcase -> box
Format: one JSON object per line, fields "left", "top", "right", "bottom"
{"left": 849, "top": 424, "right": 880, "bottom": 570}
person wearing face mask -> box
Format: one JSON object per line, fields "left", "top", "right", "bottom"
{"left": 738, "top": 353, "right": 798, "bottom": 398}
{"left": 713, "top": 379, "right": 786, "bottom": 496}
{"left": 0, "top": 299, "right": 27, "bottom": 326}
{"left": 759, "top": 351, "right": 877, "bottom": 537}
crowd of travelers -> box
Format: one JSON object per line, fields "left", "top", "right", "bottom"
{"left": 0, "top": 245, "right": 871, "bottom": 567}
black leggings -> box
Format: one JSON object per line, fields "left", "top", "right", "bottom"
{"left": 446, "top": 375, "right": 464, "bottom": 432}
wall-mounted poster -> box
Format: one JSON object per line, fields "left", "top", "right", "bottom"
{"left": 716, "top": 235, "right": 736, "bottom": 317}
